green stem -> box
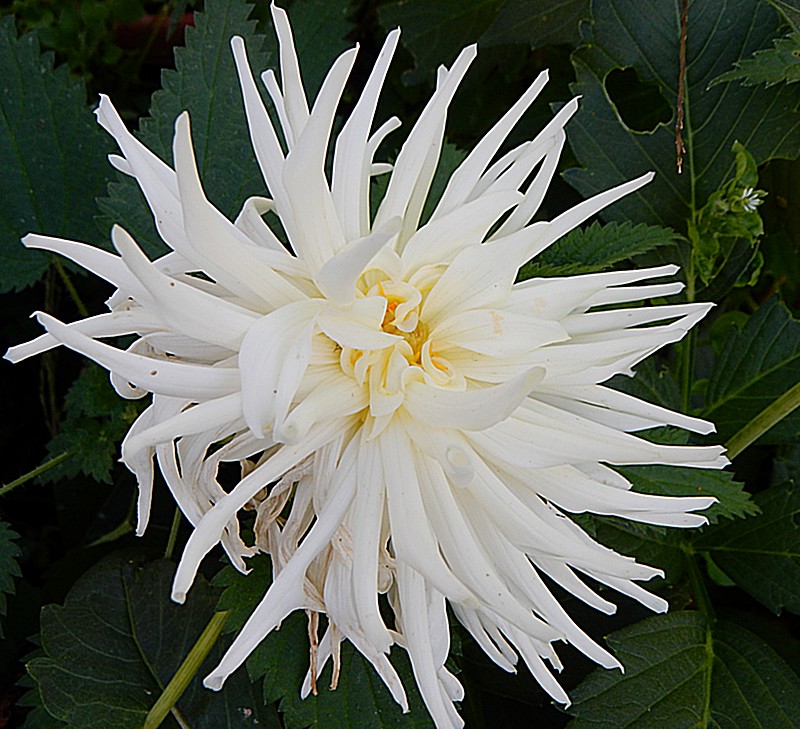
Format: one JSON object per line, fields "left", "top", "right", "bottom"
{"left": 143, "top": 610, "right": 230, "bottom": 729}
{"left": 0, "top": 452, "right": 72, "bottom": 497}
{"left": 164, "top": 507, "right": 182, "bottom": 561}
{"left": 684, "top": 547, "right": 715, "bottom": 622}
{"left": 679, "top": 327, "right": 697, "bottom": 412}
{"left": 726, "top": 378, "right": 800, "bottom": 459}
{"left": 52, "top": 258, "right": 89, "bottom": 318}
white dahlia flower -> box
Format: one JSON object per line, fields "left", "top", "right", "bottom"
{"left": 7, "top": 5, "right": 727, "bottom": 727}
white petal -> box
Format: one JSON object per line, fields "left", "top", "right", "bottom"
{"left": 172, "top": 113, "right": 304, "bottom": 309}
{"left": 281, "top": 48, "right": 357, "bottom": 271}
{"left": 112, "top": 226, "right": 259, "bottom": 349}
{"left": 374, "top": 45, "right": 478, "bottom": 241}
{"left": 122, "top": 405, "right": 156, "bottom": 536}
{"left": 403, "top": 368, "right": 544, "bottom": 431}
{"left": 317, "top": 298, "right": 397, "bottom": 350}
{"left": 378, "top": 424, "right": 474, "bottom": 603}
{"left": 123, "top": 393, "right": 243, "bottom": 460}
{"left": 332, "top": 29, "right": 401, "bottom": 240}
{"left": 401, "top": 190, "right": 522, "bottom": 273}
{"left": 433, "top": 69, "right": 550, "bottom": 218}
{"left": 201, "top": 422, "right": 357, "bottom": 686}
{"left": 35, "top": 312, "right": 239, "bottom": 399}
{"left": 315, "top": 218, "right": 401, "bottom": 302}
{"left": 238, "top": 299, "right": 320, "bottom": 437}
{"left": 5, "top": 309, "right": 160, "bottom": 363}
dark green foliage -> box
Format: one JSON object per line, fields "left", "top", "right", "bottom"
{"left": 42, "top": 363, "right": 141, "bottom": 484}
{"left": 378, "top": 0, "right": 505, "bottom": 85}
{"left": 697, "top": 484, "right": 800, "bottom": 615}
{"left": 704, "top": 297, "right": 800, "bottom": 444}
{"left": 563, "top": 0, "right": 800, "bottom": 232}
{"left": 27, "top": 554, "right": 280, "bottom": 729}
{"left": 711, "top": 31, "right": 800, "bottom": 88}
{"left": 481, "top": 0, "right": 590, "bottom": 48}
{"left": 618, "top": 465, "right": 757, "bottom": 525}
{"left": 6, "top": 0, "right": 800, "bottom": 727}
{"left": 519, "top": 221, "right": 679, "bottom": 278}
{"left": 97, "top": 0, "right": 271, "bottom": 257}
{"left": 0, "top": 16, "right": 112, "bottom": 291}
{"left": 567, "top": 611, "right": 800, "bottom": 728}
{"left": 767, "top": 0, "right": 800, "bottom": 32}
{"left": 0, "top": 520, "right": 21, "bottom": 637}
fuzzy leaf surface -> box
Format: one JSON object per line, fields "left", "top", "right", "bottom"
{"left": 519, "top": 221, "right": 679, "bottom": 278}
{"left": 617, "top": 465, "right": 756, "bottom": 525}
{"left": 0, "top": 17, "right": 112, "bottom": 291}
{"left": 42, "top": 363, "right": 141, "bottom": 484}
{"left": 567, "top": 611, "right": 800, "bottom": 727}
{"left": 711, "top": 31, "right": 800, "bottom": 88}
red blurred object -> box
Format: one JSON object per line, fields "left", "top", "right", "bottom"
{"left": 115, "top": 11, "right": 195, "bottom": 66}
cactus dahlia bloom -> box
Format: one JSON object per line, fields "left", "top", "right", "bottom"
{"left": 7, "top": 5, "right": 727, "bottom": 727}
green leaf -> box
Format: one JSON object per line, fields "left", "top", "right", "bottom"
{"left": 703, "top": 297, "right": 800, "bottom": 445}
{"left": 609, "top": 359, "right": 683, "bottom": 414}
{"left": 0, "top": 16, "right": 112, "bottom": 291}
{"left": 563, "top": 0, "right": 800, "bottom": 231}
{"left": 687, "top": 141, "right": 765, "bottom": 287}
{"left": 696, "top": 483, "right": 800, "bottom": 615}
{"left": 616, "top": 465, "right": 757, "bottom": 525}
{"left": 567, "top": 611, "right": 800, "bottom": 727}
{"left": 42, "top": 363, "right": 141, "bottom": 484}
{"left": 98, "top": 0, "right": 271, "bottom": 257}
{"left": 519, "top": 221, "right": 679, "bottom": 279}
{"left": 27, "top": 554, "right": 280, "bottom": 729}
{"left": 216, "top": 555, "right": 435, "bottom": 728}
{"left": 0, "top": 520, "right": 21, "bottom": 637}
{"left": 766, "top": 0, "right": 800, "bottom": 34}
{"left": 377, "top": 0, "right": 505, "bottom": 85}
{"left": 481, "top": 0, "right": 590, "bottom": 48}
{"left": 711, "top": 31, "right": 800, "bottom": 88}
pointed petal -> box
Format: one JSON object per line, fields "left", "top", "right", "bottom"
{"left": 35, "top": 312, "right": 239, "bottom": 399}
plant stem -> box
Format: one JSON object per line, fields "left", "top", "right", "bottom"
{"left": 143, "top": 610, "right": 230, "bottom": 729}
{"left": 0, "top": 452, "right": 71, "bottom": 497}
{"left": 164, "top": 506, "right": 182, "bottom": 560}
{"left": 684, "top": 546, "right": 715, "bottom": 622}
{"left": 52, "top": 258, "right": 89, "bottom": 317}
{"left": 726, "top": 378, "right": 800, "bottom": 459}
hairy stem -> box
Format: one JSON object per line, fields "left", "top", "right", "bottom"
{"left": 0, "top": 452, "right": 72, "bottom": 497}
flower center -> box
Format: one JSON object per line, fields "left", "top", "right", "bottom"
{"left": 379, "top": 282, "right": 429, "bottom": 366}
{"left": 334, "top": 271, "right": 465, "bottom": 432}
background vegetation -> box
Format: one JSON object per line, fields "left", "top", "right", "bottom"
{"left": 1, "top": 0, "right": 800, "bottom": 726}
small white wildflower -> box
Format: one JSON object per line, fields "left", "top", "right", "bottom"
{"left": 741, "top": 186, "right": 764, "bottom": 212}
